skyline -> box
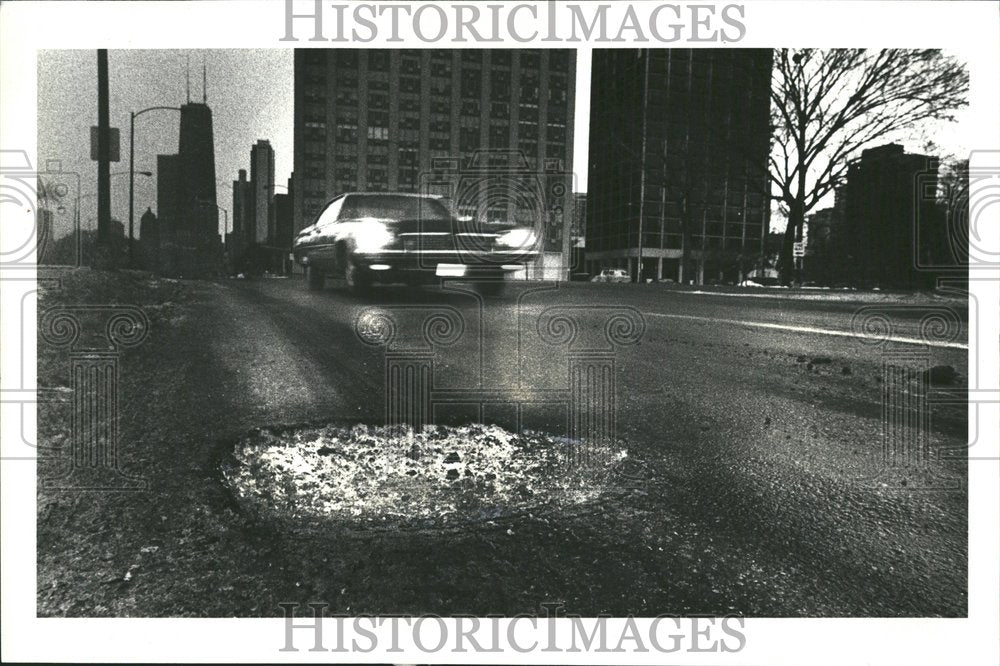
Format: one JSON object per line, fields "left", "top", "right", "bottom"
{"left": 37, "top": 48, "right": 968, "bottom": 239}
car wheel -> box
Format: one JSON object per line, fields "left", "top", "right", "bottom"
{"left": 343, "top": 257, "right": 371, "bottom": 294}
{"left": 305, "top": 264, "right": 324, "bottom": 291}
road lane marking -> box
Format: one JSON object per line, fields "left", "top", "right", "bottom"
{"left": 642, "top": 312, "right": 968, "bottom": 350}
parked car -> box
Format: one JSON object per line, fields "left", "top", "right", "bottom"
{"left": 293, "top": 192, "right": 539, "bottom": 295}
{"left": 591, "top": 268, "right": 631, "bottom": 283}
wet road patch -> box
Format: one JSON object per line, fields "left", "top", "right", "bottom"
{"left": 222, "top": 423, "right": 627, "bottom": 534}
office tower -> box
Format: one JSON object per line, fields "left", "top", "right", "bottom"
{"left": 293, "top": 49, "right": 576, "bottom": 275}
{"left": 587, "top": 49, "right": 773, "bottom": 284}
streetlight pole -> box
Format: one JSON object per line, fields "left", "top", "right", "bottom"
{"left": 130, "top": 106, "right": 180, "bottom": 267}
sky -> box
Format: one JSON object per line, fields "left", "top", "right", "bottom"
{"left": 37, "top": 48, "right": 968, "bottom": 239}
{"left": 38, "top": 49, "right": 295, "bottom": 239}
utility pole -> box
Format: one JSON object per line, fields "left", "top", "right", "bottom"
{"left": 96, "top": 49, "right": 112, "bottom": 267}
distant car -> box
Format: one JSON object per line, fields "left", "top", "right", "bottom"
{"left": 292, "top": 192, "right": 539, "bottom": 295}
{"left": 591, "top": 268, "right": 630, "bottom": 283}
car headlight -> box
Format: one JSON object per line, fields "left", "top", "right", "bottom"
{"left": 354, "top": 219, "right": 396, "bottom": 254}
{"left": 496, "top": 228, "right": 538, "bottom": 250}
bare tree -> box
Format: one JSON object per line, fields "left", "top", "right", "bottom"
{"left": 768, "top": 49, "right": 968, "bottom": 282}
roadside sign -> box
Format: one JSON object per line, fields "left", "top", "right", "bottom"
{"left": 792, "top": 241, "right": 806, "bottom": 257}
{"left": 90, "top": 126, "right": 120, "bottom": 162}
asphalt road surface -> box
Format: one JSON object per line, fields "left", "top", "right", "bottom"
{"left": 36, "top": 272, "right": 968, "bottom": 617}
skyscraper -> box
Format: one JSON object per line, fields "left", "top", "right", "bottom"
{"left": 232, "top": 168, "right": 251, "bottom": 253}
{"left": 177, "top": 102, "right": 219, "bottom": 250}
{"left": 154, "top": 101, "right": 221, "bottom": 275}
{"left": 250, "top": 139, "right": 275, "bottom": 245}
{"left": 586, "top": 49, "right": 773, "bottom": 284}
{"left": 292, "top": 49, "right": 576, "bottom": 275}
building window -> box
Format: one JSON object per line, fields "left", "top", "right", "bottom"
{"left": 431, "top": 80, "right": 452, "bottom": 97}
{"left": 336, "top": 123, "right": 357, "bottom": 142}
{"left": 367, "top": 126, "right": 389, "bottom": 141}
{"left": 547, "top": 125, "right": 566, "bottom": 142}
{"left": 401, "top": 77, "right": 420, "bottom": 94}
{"left": 461, "top": 70, "right": 481, "bottom": 97}
{"left": 335, "top": 51, "right": 358, "bottom": 67}
{"left": 491, "top": 72, "right": 510, "bottom": 100}
{"left": 399, "top": 168, "right": 418, "bottom": 187}
{"left": 460, "top": 100, "right": 480, "bottom": 117}
{"left": 520, "top": 51, "right": 541, "bottom": 70}
{"left": 520, "top": 78, "right": 540, "bottom": 100}
{"left": 489, "top": 126, "right": 509, "bottom": 148}
{"left": 399, "top": 148, "right": 418, "bottom": 165}
{"left": 518, "top": 121, "right": 539, "bottom": 139}
{"left": 460, "top": 128, "right": 480, "bottom": 151}
{"left": 519, "top": 102, "right": 539, "bottom": 120}
{"left": 335, "top": 89, "right": 358, "bottom": 105}
{"left": 490, "top": 102, "right": 509, "bottom": 119}
{"left": 368, "top": 51, "right": 389, "bottom": 71}
{"left": 401, "top": 57, "right": 420, "bottom": 75}
{"left": 491, "top": 51, "right": 512, "bottom": 67}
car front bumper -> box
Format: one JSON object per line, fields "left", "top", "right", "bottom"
{"left": 353, "top": 250, "right": 538, "bottom": 281}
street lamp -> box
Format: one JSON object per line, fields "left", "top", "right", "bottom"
{"left": 130, "top": 105, "right": 181, "bottom": 267}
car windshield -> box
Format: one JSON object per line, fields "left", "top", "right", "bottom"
{"left": 340, "top": 195, "right": 452, "bottom": 222}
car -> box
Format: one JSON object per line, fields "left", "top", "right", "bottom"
{"left": 591, "top": 268, "right": 631, "bottom": 283}
{"left": 292, "top": 192, "right": 539, "bottom": 296}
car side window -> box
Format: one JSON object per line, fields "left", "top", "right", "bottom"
{"left": 315, "top": 196, "right": 346, "bottom": 229}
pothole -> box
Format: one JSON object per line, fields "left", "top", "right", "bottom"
{"left": 222, "top": 423, "right": 628, "bottom": 534}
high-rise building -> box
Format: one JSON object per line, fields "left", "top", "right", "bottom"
{"left": 138, "top": 206, "right": 158, "bottom": 270}
{"left": 250, "top": 139, "right": 275, "bottom": 244}
{"left": 293, "top": 49, "right": 576, "bottom": 275}
{"left": 839, "top": 143, "right": 939, "bottom": 287}
{"left": 156, "top": 153, "right": 181, "bottom": 230}
{"left": 232, "top": 168, "right": 252, "bottom": 253}
{"left": 586, "top": 49, "right": 773, "bottom": 284}
{"left": 154, "top": 101, "right": 221, "bottom": 275}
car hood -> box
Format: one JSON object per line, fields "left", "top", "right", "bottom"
{"left": 365, "top": 217, "right": 512, "bottom": 236}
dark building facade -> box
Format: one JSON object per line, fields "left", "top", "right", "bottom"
{"left": 250, "top": 139, "right": 275, "bottom": 244}
{"left": 838, "top": 143, "right": 939, "bottom": 288}
{"left": 293, "top": 49, "right": 576, "bottom": 276}
{"left": 154, "top": 102, "right": 221, "bottom": 276}
{"left": 268, "top": 174, "right": 295, "bottom": 273}
{"left": 586, "top": 49, "right": 773, "bottom": 284}
{"left": 231, "top": 168, "right": 252, "bottom": 255}
{"left": 138, "top": 207, "right": 158, "bottom": 270}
